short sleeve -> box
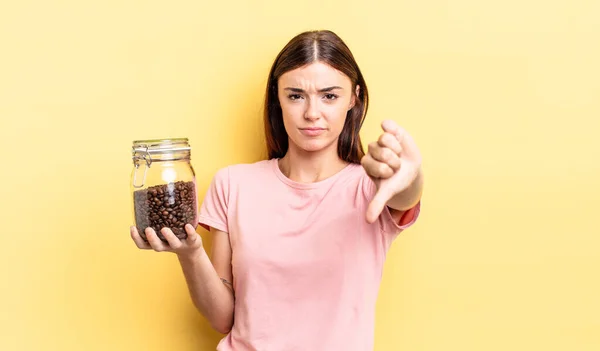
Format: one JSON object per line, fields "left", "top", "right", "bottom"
{"left": 360, "top": 172, "right": 421, "bottom": 237}
{"left": 197, "top": 167, "right": 230, "bottom": 233}
{"left": 381, "top": 200, "right": 421, "bottom": 236}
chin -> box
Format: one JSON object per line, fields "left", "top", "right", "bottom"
{"left": 293, "top": 138, "right": 336, "bottom": 154}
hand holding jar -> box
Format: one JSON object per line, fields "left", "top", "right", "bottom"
{"left": 130, "top": 224, "right": 203, "bottom": 256}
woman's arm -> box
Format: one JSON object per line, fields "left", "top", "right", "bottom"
{"left": 176, "top": 227, "right": 234, "bottom": 334}
{"left": 385, "top": 165, "right": 423, "bottom": 210}
{"left": 385, "top": 166, "right": 423, "bottom": 224}
{"left": 131, "top": 224, "right": 235, "bottom": 334}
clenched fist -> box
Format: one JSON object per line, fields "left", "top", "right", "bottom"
{"left": 361, "top": 120, "right": 423, "bottom": 223}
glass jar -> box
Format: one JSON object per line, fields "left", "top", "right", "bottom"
{"left": 130, "top": 138, "right": 198, "bottom": 242}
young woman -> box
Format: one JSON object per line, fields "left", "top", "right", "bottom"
{"left": 131, "top": 29, "right": 423, "bottom": 351}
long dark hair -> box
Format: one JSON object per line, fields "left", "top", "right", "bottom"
{"left": 263, "top": 30, "right": 369, "bottom": 164}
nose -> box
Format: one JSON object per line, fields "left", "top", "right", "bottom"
{"left": 304, "top": 99, "right": 320, "bottom": 121}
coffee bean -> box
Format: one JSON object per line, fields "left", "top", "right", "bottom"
{"left": 133, "top": 180, "right": 198, "bottom": 242}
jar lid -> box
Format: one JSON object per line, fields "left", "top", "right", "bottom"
{"left": 132, "top": 138, "right": 191, "bottom": 165}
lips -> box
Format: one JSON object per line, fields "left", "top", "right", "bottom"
{"left": 299, "top": 127, "right": 326, "bottom": 136}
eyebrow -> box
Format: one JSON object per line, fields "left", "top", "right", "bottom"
{"left": 284, "top": 86, "right": 343, "bottom": 93}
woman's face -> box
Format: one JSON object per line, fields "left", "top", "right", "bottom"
{"left": 277, "top": 61, "right": 357, "bottom": 155}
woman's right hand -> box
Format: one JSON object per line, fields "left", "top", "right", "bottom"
{"left": 130, "top": 224, "right": 203, "bottom": 258}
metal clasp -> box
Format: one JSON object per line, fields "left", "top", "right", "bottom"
{"left": 132, "top": 145, "right": 152, "bottom": 188}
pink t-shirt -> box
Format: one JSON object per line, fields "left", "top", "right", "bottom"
{"left": 198, "top": 158, "right": 420, "bottom": 351}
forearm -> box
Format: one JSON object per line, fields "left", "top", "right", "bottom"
{"left": 386, "top": 166, "right": 424, "bottom": 211}
{"left": 177, "top": 249, "right": 234, "bottom": 334}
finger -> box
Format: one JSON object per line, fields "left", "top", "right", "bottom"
{"left": 381, "top": 120, "right": 402, "bottom": 141}
{"left": 366, "top": 189, "right": 390, "bottom": 224}
{"left": 145, "top": 227, "right": 168, "bottom": 252}
{"left": 382, "top": 120, "right": 420, "bottom": 161}
{"left": 361, "top": 154, "right": 394, "bottom": 179}
{"left": 131, "top": 226, "right": 151, "bottom": 250}
{"left": 377, "top": 133, "right": 403, "bottom": 155}
{"left": 161, "top": 227, "right": 182, "bottom": 250}
{"left": 184, "top": 224, "right": 202, "bottom": 247}
{"left": 368, "top": 142, "right": 401, "bottom": 170}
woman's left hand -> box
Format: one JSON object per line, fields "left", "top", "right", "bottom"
{"left": 361, "top": 120, "right": 423, "bottom": 223}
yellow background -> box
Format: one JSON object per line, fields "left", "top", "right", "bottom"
{"left": 1, "top": 0, "right": 599, "bottom": 350}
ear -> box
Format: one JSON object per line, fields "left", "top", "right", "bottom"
{"left": 349, "top": 85, "right": 360, "bottom": 110}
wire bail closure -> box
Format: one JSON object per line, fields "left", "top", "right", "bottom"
{"left": 132, "top": 145, "right": 152, "bottom": 188}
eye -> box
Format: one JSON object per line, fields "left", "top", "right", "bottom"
{"left": 324, "top": 93, "right": 338, "bottom": 100}
{"left": 288, "top": 94, "right": 302, "bottom": 101}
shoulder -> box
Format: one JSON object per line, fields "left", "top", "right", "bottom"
{"left": 227, "top": 159, "right": 273, "bottom": 174}
{"left": 211, "top": 159, "right": 275, "bottom": 185}
{"left": 199, "top": 159, "right": 274, "bottom": 216}
{"left": 341, "top": 162, "right": 374, "bottom": 195}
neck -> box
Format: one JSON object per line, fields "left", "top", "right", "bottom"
{"left": 279, "top": 143, "right": 348, "bottom": 183}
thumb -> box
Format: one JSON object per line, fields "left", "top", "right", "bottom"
{"left": 366, "top": 188, "right": 391, "bottom": 224}
{"left": 185, "top": 224, "right": 201, "bottom": 244}
{"left": 381, "top": 120, "right": 403, "bottom": 141}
